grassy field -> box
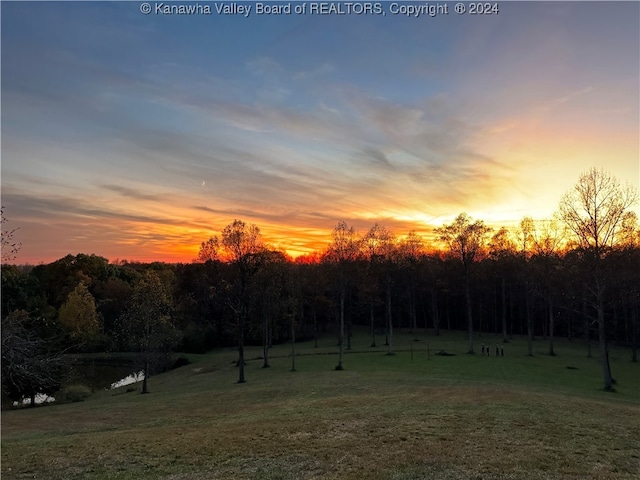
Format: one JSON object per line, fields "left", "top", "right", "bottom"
{"left": 2, "top": 330, "right": 639, "bottom": 479}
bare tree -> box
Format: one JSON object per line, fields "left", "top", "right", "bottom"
{"left": 518, "top": 217, "right": 536, "bottom": 356}
{"left": 530, "top": 217, "right": 565, "bottom": 356}
{"left": 324, "top": 221, "right": 360, "bottom": 370}
{"left": 613, "top": 212, "right": 640, "bottom": 362}
{"left": 489, "top": 227, "right": 517, "bottom": 343}
{"left": 435, "top": 213, "right": 491, "bottom": 354}
{"left": 560, "top": 168, "right": 637, "bottom": 252}
{"left": 1, "top": 207, "right": 22, "bottom": 264}
{"left": 619, "top": 211, "right": 640, "bottom": 248}
{"left": 2, "top": 310, "right": 67, "bottom": 406}
{"left": 255, "top": 249, "right": 288, "bottom": 369}
{"left": 398, "top": 231, "right": 424, "bottom": 335}
{"left": 221, "top": 219, "right": 264, "bottom": 383}
{"left": 364, "top": 224, "right": 397, "bottom": 355}
{"left": 559, "top": 167, "right": 638, "bottom": 390}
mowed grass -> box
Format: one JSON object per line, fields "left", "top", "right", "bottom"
{"left": 2, "top": 330, "right": 639, "bottom": 479}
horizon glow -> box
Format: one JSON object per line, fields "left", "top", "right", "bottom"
{"left": 1, "top": 1, "right": 638, "bottom": 264}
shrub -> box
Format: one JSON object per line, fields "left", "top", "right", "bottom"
{"left": 62, "top": 384, "right": 92, "bottom": 403}
{"left": 172, "top": 356, "right": 191, "bottom": 370}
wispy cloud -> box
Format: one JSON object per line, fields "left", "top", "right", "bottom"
{"left": 293, "top": 62, "right": 334, "bottom": 81}
{"left": 100, "top": 184, "right": 167, "bottom": 202}
{"left": 2, "top": 1, "right": 637, "bottom": 263}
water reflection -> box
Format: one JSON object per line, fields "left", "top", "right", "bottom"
{"left": 110, "top": 371, "right": 144, "bottom": 389}
{"left": 11, "top": 368, "right": 142, "bottom": 407}
{"left": 12, "top": 393, "right": 56, "bottom": 407}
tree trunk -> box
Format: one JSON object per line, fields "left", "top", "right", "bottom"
{"left": 493, "top": 284, "right": 498, "bottom": 335}
{"left": 632, "top": 300, "right": 638, "bottom": 362}
{"left": 583, "top": 295, "right": 592, "bottom": 358}
{"left": 526, "top": 283, "right": 533, "bottom": 356}
{"left": 262, "top": 312, "right": 270, "bottom": 368}
{"left": 313, "top": 304, "right": 318, "bottom": 348}
{"left": 501, "top": 277, "right": 508, "bottom": 342}
{"left": 238, "top": 312, "right": 246, "bottom": 383}
{"left": 413, "top": 291, "right": 418, "bottom": 334}
{"left": 612, "top": 304, "right": 619, "bottom": 344}
{"left": 567, "top": 308, "right": 573, "bottom": 341}
{"left": 431, "top": 289, "right": 440, "bottom": 336}
{"left": 446, "top": 297, "right": 451, "bottom": 331}
{"left": 386, "top": 277, "right": 394, "bottom": 355}
{"left": 142, "top": 357, "right": 150, "bottom": 394}
{"left": 509, "top": 289, "right": 515, "bottom": 337}
{"left": 237, "top": 270, "right": 248, "bottom": 384}
{"left": 90, "top": 351, "right": 96, "bottom": 394}
{"left": 336, "top": 289, "right": 345, "bottom": 370}
{"left": 465, "top": 268, "right": 474, "bottom": 354}
{"left": 370, "top": 297, "right": 376, "bottom": 347}
{"left": 548, "top": 294, "right": 555, "bottom": 356}
{"left": 597, "top": 285, "right": 614, "bottom": 390}
{"left": 143, "top": 320, "right": 151, "bottom": 394}
{"left": 409, "top": 288, "right": 417, "bottom": 334}
{"left": 290, "top": 318, "right": 296, "bottom": 372}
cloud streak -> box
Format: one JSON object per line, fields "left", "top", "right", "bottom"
{"left": 2, "top": 2, "right": 637, "bottom": 263}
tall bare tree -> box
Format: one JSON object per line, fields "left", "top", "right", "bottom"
{"left": 2, "top": 310, "right": 67, "bottom": 407}
{"left": 435, "top": 213, "right": 491, "bottom": 354}
{"left": 324, "top": 221, "right": 360, "bottom": 370}
{"left": 221, "top": 219, "right": 264, "bottom": 383}
{"left": 489, "top": 227, "right": 517, "bottom": 343}
{"left": 255, "top": 249, "right": 288, "bottom": 369}
{"left": 559, "top": 167, "right": 638, "bottom": 390}
{"left": 518, "top": 217, "right": 536, "bottom": 356}
{"left": 613, "top": 212, "right": 640, "bottom": 362}
{"left": 530, "top": 217, "right": 565, "bottom": 356}
{"left": 364, "top": 224, "right": 397, "bottom": 355}
{"left": 398, "top": 231, "right": 424, "bottom": 334}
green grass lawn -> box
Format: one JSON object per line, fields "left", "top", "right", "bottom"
{"left": 2, "top": 330, "right": 639, "bottom": 479}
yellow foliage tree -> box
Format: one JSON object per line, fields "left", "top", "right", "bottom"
{"left": 58, "top": 281, "right": 99, "bottom": 345}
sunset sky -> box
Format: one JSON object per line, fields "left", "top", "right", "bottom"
{"left": 2, "top": 1, "right": 638, "bottom": 264}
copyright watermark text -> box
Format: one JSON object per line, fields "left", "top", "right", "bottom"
{"left": 140, "top": 3, "right": 213, "bottom": 15}
{"left": 139, "top": 2, "right": 500, "bottom": 17}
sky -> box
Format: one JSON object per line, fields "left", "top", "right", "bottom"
{"left": 1, "top": 1, "right": 639, "bottom": 264}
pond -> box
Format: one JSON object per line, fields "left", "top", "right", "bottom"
{"left": 9, "top": 356, "right": 143, "bottom": 407}
{"left": 68, "top": 358, "right": 142, "bottom": 391}
{"left": 109, "top": 370, "right": 144, "bottom": 389}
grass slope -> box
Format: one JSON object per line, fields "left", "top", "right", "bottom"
{"left": 2, "top": 330, "right": 639, "bottom": 479}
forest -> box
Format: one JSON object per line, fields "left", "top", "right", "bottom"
{"left": 2, "top": 168, "right": 639, "bottom": 405}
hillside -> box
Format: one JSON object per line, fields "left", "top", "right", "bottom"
{"left": 2, "top": 331, "right": 639, "bottom": 479}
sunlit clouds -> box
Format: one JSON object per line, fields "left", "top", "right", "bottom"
{"left": 2, "top": 2, "right": 638, "bottom": 263}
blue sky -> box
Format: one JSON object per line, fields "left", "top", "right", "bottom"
{"left": 2, "top": 1, "right": 639, "bottom": 262}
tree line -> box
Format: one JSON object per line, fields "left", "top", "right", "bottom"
{"left": 2, "top": 168, "right": 639, "bottom": 404}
